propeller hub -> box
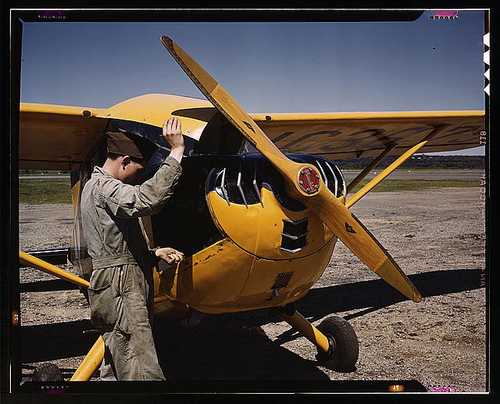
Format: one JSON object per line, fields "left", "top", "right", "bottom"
{"left": 297, "top": 166, "right": 321, "bottom": 195}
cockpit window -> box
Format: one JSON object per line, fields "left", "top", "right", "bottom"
{"left": 194, "top": 112, "right": 245, "bottom": 156}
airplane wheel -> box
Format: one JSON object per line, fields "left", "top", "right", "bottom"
{"left": 31, "top": 363, "right": 64, "bottom": 382}
{"left": 315, "top": 315, "right": 359, "bottom": 372}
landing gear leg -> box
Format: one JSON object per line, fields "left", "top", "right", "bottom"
{"left": 70, "top": 336, "right": 105, "bottom": 381}
{"left": 280, "top": 305, "right": 359, "bottom": 372}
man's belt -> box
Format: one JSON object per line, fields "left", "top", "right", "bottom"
{"left": 91, "top": 254, "right": 138, "bottom": 270}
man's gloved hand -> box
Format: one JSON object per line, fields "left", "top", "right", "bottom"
{"left": 155, "top": 247, "right": 184, "bottom": 264}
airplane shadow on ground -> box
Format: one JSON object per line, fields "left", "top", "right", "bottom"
{"left": 21, "top": 279, "right": 79, "bottom": 292}
{"left": 299, "top": 267, "right": 483, "bottom": 321}
{"left": 20, "top": 319, "right": 96, "bottom": 363}
{"left": 153, "top": 321, "right": 328, "bottom": 381}
{"left": 20, "top": 268, "right": 483, "bottom": 379}
{"left": 271, "top": 267, "right": 484, "bottom": 345}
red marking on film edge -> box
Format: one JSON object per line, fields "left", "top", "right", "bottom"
{"left": 429, "top": 386, "right": 457, "bottom": 392}
{"left": 430, "top": 10, "right": 459, "bottom": 19}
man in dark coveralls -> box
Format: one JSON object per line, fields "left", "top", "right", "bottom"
{"left": 81, "top": 117, "right": 185, "bottom": 380}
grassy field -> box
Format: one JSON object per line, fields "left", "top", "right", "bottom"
{"left": 19, "top": 177, "right": 479, "bottom": 204}
{"left": 19, "top": 179, "right": 72, "bottom": 204}
{"left": 349, "top": 179, "right": 479, "bottom": 194}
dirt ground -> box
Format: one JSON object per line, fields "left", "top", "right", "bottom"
{"left": 18, "top": 185, "right": 486, "bottom": 392}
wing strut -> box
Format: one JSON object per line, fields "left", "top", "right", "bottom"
{"left": 19, "top": 251, "right": 104, "bottom": 380}
{"left": 19, "top": 251, "right": 90, "bottom": 288}
{"left": 346, "top": 144, "right": 396, "bottom": 194}
{"left": 346, "top": 125, "right": 449, "bottom": 209}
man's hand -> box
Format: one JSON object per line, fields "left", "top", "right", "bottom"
{"left": 163, "top": 117, "right": 185, "bottom": 163}
{"left": 163, "top": 117, "right": 185, "bottom": 150}
{"left": 155, "top": 247, "right": 184, "bottom": 264}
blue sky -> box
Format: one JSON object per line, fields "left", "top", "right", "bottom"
{"left": 20, "top": 11, "right": 486, "bottom": 155}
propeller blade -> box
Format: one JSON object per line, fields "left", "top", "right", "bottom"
{"left": 160, "top": 35, "right": 304, "bottom": 184}
{"left": 160, "top": 35, "right": 422, "bottom": 303}
{"left": 307, "top": 187, "right": 422, "bottom": 302}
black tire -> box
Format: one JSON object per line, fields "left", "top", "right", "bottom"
{"left": 315, "top": 316, "right": 359, "bottom": 372}
{"left": 31, "top": 363, "right": 64, "bottom": 382}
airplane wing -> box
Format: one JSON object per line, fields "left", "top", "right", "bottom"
{"left": 250, "top": 111, "right": 485, "bottom": 160}
{"left": 20, "top": 100, "right": 485, "bottom": 169}
{"left": 19, "top": 95, "right": 214, "bottom": 170}
{"left": 20, "top": 103, "right": 108, "bottom": 170}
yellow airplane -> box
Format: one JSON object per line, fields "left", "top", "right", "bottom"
{"left": 18, "top": 36, "right": 485, "bottom": 381}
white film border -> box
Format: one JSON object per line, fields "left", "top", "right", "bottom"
{"left": 484, "top": 33, "right": 490, "bottom": 95}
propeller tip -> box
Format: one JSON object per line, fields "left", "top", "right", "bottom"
{"left": 413, "top": 293, "right": 423, "bottom": 303}
{"left": 160, "top": 35, "right": 172, "bottom": 47}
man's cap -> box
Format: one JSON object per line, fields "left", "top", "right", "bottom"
{"left": 106, "top": 129, "right": 157, "bottom": 162}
